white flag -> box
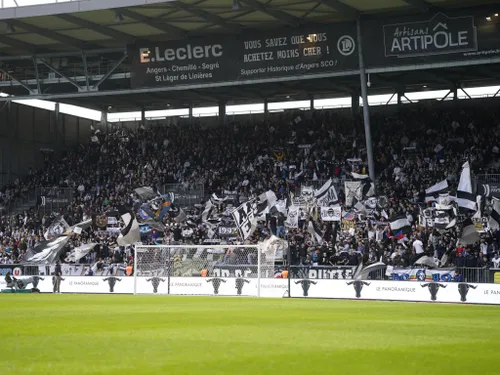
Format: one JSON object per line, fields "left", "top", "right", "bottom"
{"left": 320, "top": 206, "right": 341, "bottom": 222}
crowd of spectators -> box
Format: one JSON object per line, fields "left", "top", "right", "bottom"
{"left": 1, "top": 99, "right": 500, "bottom": 276}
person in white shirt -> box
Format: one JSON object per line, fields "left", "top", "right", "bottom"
{"left": 480, "top": 241, "right": 488, "bottom": 257}
{"left": 412, "top": 239, "right": 424, "bottom": 254}
{"left": 492, "top": 254, "right": 500, "bottom": 269}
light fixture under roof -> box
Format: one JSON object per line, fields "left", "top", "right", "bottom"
{"left": 486, "top": 16, "right": 492, "bottom": 21}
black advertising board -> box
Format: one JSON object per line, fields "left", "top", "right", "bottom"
{"left": 362, "top": 11, "right": 500, "bottom": 69}
{"left": 128, "top": 24, "right": 358, "bottom": 89}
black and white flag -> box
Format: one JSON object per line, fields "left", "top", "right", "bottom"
{"left": 24, "top": 236, "right": 70, "bottom": 265}
{"left": 389, "top": 215, "right": 411, "bottom": 233}
{"left": 425, "top": 179, "right": 449, "bottom": 202}
{"left": 210, "top": 193, "right": 227, "bottom": 206}
{"left": 320, "top": 206, "right": 342, "bottom": 222}
{"left": 232, "top": 191, "right": 277, "bottom": 240}
{"left": 457, "top": 162, "right": 477, "bottom": 212}
{"left": 433, "top": 206, "right": 457, "bottom": 230}
{"left": 117, "top": 206, "right": 140, "bottom": 246}
{"left": 314, "top": 179, "right": 338, "bottom": 206}
{"left": 489, "top": 198, "right": 500, "bottom": 232}
{"left": 460, "top": 218, "right": 480, "bottom": 245}
{"left": 300, "top": 186, "right": 314, "bottom": 202}
{"left": 344, "top": 173, "right": 374, "bottom": 207}
{"left": 44, "top": 216, "right": 70, "bottom": 241}
{"left": 174, "top": 208, "right": 187, "bottom": 224}
{"left": 65, "top": 243, "right": 97, "bottom": 263}
{"left": 285, "top": 206, "right": 299, "bottom": 228}
{"left": 134, "top": 186, "right": 158, "bottom": 201}
{"left": 308, "top": 220, "right": 323, "bottom": 244}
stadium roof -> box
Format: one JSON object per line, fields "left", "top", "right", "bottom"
{"left": 0, "top": 0, "right": 498, "bottom": 55}
{"left": 0, "top": 0, "right": 499, "bottom": 111}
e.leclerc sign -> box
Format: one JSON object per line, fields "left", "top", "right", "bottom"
{"left": 128, "top": 24, "right": 358, "bottom": 89}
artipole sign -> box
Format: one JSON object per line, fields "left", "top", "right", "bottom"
{"left": 363, "top": 11, "right": 500, "bottom": 68}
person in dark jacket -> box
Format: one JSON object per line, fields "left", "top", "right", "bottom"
{"left": 4, "top": 272, "right": 16, "bottom": 289}
{"left": 53, "top": 261, "right": 62, "bottom": 293}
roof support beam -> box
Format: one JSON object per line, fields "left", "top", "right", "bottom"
{"left": 37, "top": 58, "right": 83, "bottom": 91}
{"left": 32, "top": 56, "right": 41, "bottom": 94}
{"left": 82, "top": 51, "right": 90, "bottom": 91}
{"left": 400, "top": 0, "right": 430, "bottom": 12}
{"left": 0, "top": 35, "right": 38, "bottom": 54}
{"left": 56, "top": 14, "right": 134, "bottom": 43}
{"left": 0, "top": 68, "right": 37, "bottom": 94}
{"left": 92, "top": 53, "right": 128, "bottom": 90}
{"left": 319, "top": 0, "right": 360, "bottom": 18}
{"left": 7, "top": 19, "right": 93, "bottom": 50}
{"left": 118, "top": 9, "right": 187, "bottom": 38}
{"left": 238, "top": 0, "right": 301, "bottom": 26}
{"left": 0, "top": 48, "right": 125, "bottom": 62}
{"left": 169, "top": 2, "right": 241, "bottom": 32}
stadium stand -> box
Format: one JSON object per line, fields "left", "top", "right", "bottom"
{"left": 1, "top": 98, "right": 500, "bottom": 280}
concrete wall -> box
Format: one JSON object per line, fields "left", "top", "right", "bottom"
{"left": 0, "top": 103, "right": 93, "bottom": 187}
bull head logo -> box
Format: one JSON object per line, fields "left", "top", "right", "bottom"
{"left": 346, "top": 280, "right": 370, "bottom": 298}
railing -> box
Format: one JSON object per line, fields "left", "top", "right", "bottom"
{"left": 35, "top": 187, "right": 73, "bottom": 215}
{"left": 289, "top": 265, "right": 495, "bottom": 283}
{"left": 0, "top": 263, "right": 126, "bottom": 277}
{"left": 162, "top": 183, "right": 204, "bottom": 207}
{"left": 476, "top": 174, "right": 500, "bottom": 184}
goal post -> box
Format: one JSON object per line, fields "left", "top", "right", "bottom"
{"left": 133, "top": 244, "right": 281, "bottom": 297}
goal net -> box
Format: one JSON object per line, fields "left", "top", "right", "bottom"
{"left": 133, "top": 244, "right": 279, "bottom": 296}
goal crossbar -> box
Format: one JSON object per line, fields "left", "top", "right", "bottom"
{"left": 133, "top": 244, "right": 265, "bottom": 297}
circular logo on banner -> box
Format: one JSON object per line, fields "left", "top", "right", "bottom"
{"left": 337, "top": 35, "right": 356, "bottom": 56}
{"left": 13, "top": 267, "right": 22, "bottom": 276}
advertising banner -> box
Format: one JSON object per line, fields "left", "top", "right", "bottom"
{"left": 289, "top": 279, "right": 500, "bottom": 305}
{"left": 0, "top": 264, "right": 23, "bottom": 276}
{"left": 2, "top": 276, "right": 500, "bottom": 304}
{"left": 363, "top": 11, "right": 500, "bottom": 69}
{"left": 129, "top": 24, "right": 358, "bottom": 89}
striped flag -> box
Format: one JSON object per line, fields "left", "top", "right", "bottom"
{"left": 459, "top": 218, "right": 480, "bottom": 245}
{"left": 117, "top": 206, "right": 140, "bottom": 246}
{"left": 307, "top": 220, "right": 323, "bottom": 244}
{"left": 389, "top": 215, "right": 411, "bottom": 236}
{"left": 489, "top": 198, "right": 500, "bottom": 232}
{"left": 457, "top": 162, "right": 477, "bottom": 212}
{"left": 425, "top": 179, "right": 448, "bottom": 202}
{"left": 314, "top": 179, "right": 338, "bottom": 206}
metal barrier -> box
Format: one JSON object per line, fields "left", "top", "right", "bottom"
{"left": 0, "top": 263, "right": 125, "bottom": 277}
{"left": 288, "top": 265, "right": 493, "bottom": 283}
{"left": 458, "top": 267, "right": 492, "bottom": 283}
{"left": 162, "top": 183, "right": 204, "bottom": 207}
{"left": 289, "top": 265, "right": 385, "bottom": 280}
{"left": 36, "top": 187, "right": 73, "bottom": 215}
{"left": 476, "top": 174, "right": 500, "bottom": 184}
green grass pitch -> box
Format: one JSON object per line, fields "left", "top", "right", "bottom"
{"left": 1, "top": 295, "right": 499, "bottom": 375}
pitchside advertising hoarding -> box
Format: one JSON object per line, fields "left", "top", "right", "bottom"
{"left": 362, "top": 11, "right": 500, "bottom": 68}
{"left": 1, "top": 276, "right": 500, "bottom": 304}
{"left": 128, "top": 24, "right": 358, "bottom": 89}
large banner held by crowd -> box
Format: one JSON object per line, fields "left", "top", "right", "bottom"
{"left": 232, "top": 191, "right": 277, "bottom": 240}
{"left": 128, "top": 24, "right": 358, "bottom": 89}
